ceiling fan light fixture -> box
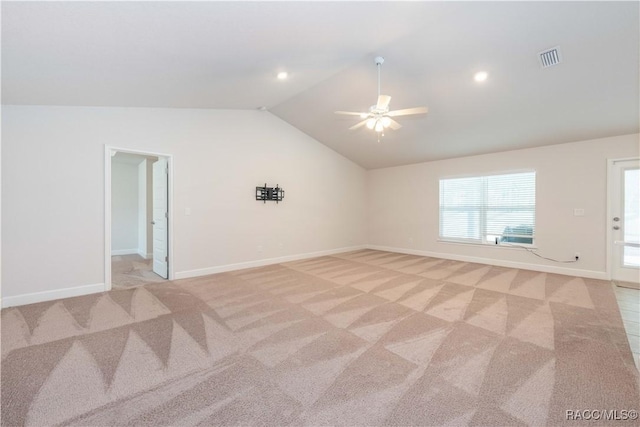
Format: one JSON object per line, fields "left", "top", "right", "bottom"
{"left": 334, "top": 55, "right": 428, "bottom": 138}
{"left": 366, "top": 118, "right": 376, "bottom": 129}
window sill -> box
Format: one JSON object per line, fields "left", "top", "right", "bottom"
{"left": 437, "top": 239, "right": 538, "bottom": 250}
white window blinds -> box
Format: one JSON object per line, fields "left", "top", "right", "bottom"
{"left": 439, "top": 172, "right": 536, "bottom": 245}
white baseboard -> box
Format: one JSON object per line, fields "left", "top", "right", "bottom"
{"left": 137, "top": 250, "right": 152, "bottom": 259}
{"left": 1, "top": 244, "right": 608, "bottom": 308}
{"left": 367, "top": 244, "right": 609, "bottom": 280}
{"left": 2, "top": 283, "right": 106, "bottom": 308}
{"left": 175, "top": 245, "right": 367, "bottom": 280}
{"left": 111, "top": 249, "right": 138, "bottom": 256}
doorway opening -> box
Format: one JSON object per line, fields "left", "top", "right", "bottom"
{"left": 105, "top": 147, "right": 174, "bottom": 291}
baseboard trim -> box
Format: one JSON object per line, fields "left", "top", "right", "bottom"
{"left": 136, "top": 250, "right": 152, "bottom": 259}
{"left": 367, "top": 245, "right": 609, "bottom": 280}
{"left": 175, "top": 245, "right": 367, "bottom": 280}
{"left": 2, "top": 283, "right": 106, "bottom": 308}
{"left": 111, "top": 249, "right": 138, "bottom": 256}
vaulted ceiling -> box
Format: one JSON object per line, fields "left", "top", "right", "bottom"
{"left": 3, "top": 2, "right": 638, "bottom": 169}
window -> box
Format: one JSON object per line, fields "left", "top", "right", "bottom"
{"left": 439, "top": 171, "right": 536, "bottom": 245}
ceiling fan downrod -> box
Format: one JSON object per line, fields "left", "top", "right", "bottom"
{"left": 375, "top": 56, "right": 384, "bottom": 99}
{"left": 366, "top": 56, "right": 388, "bottom": 133}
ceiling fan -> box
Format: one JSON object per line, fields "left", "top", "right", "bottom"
{"left": 335, "top": 56, "right": 428, "bottom": 138}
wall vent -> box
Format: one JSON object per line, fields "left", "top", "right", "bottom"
{"left": 538, "top": 46, "right": 562, "bottom": 68}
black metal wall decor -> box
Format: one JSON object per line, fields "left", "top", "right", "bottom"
{"left": 256, "top": 183, "right": 285, "bottom": 203}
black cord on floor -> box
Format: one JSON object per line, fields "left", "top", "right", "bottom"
{"left": 501, "top": 243, "right": 579, "bottom": 263}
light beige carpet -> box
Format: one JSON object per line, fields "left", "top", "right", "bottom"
{"left": 2, "top": 249, "right": 639, "bottom": 426}
{"left": 111, "top": 254, "right": 166, "bottom": 289}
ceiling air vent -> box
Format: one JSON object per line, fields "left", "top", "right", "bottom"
{"left": 538, "top": 46, "right": 562, "bottom": 68}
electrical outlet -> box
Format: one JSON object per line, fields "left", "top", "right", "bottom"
{"left": 257, "top": 245, "right": 263, "bottom": 253}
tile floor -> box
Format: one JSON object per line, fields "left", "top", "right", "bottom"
{"left": 613, "top": 284, "right": 640, "bottom": 369}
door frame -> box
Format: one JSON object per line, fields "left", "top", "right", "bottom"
{"left": 104, "top": 145, "right": 175, "bottom": 291}
{"left": 606, "top": 157, "right": 640, "bottom": 282}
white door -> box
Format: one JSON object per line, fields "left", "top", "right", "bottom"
{"left": 152, "top": 158, "right": 168, "bottom": 279}
{"left": 611, "top": 159, "right": 640, "bottom": 283}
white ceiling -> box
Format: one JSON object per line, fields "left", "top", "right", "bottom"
{"left": 3, "top": 1, "right": 638, "bottom": 169}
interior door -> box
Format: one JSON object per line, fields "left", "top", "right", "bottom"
{"left": 152, "top": 158, "right": 168, "bottom": 279}
{"left": 611, "top": 159, "right": 640, "bottom": 283}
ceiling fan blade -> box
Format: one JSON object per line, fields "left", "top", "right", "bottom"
{"left": 388, "top": 118, "right": 402, "bottom": 130}
{"left": 387, "top": 106, "right": 428, "bottom": 117}
{"left": 349, "top": 120, "right": 368, "bottom": 130}
{"left": 376, "top": 95, "right": 391, "bottom": 110}
{"left": 335, "top": 111, "right": 366, "bottom": 116}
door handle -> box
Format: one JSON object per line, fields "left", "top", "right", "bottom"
{"left": 613, "top": 225, "right": 620, "bottom": 230}
{"left": 151, "top": 221, "right": 156, "bottom": 225}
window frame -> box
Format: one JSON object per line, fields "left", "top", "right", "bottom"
{"left": 438, "top": 170, "right": 536, "bottom": 247}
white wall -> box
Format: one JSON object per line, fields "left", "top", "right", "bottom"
{"left": 368, "top": 133, "right": 640, "bottom": 278}
{"left": 2, "top": 106, "right": 367, "bottom": 303}
{"left": 4, "top": 104, "right": 632, "bottom": 306}
{"left": 112, "top": 160, "right": 139, "bottom": 253}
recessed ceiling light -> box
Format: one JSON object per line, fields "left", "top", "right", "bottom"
{"left": 277, "top": 71, "right": 288, "bottom": 80}
{"left": 474, "top": 71, "right": 488, "bottom": 82}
